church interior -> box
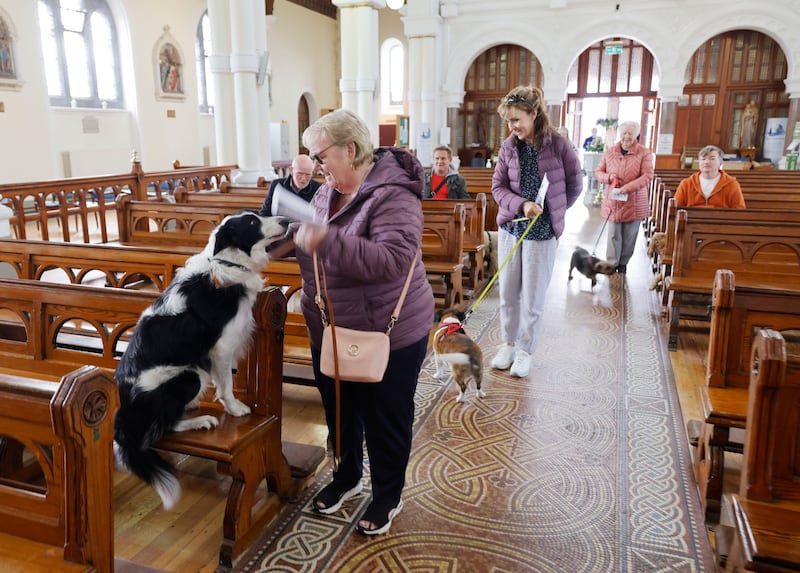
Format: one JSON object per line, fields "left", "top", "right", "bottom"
{"left": 0, "top": 1, "right": 799, "bottom": 571}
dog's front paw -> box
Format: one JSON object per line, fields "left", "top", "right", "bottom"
{"left": 455, "top": 391, "right": 465, "bottom": 403}
{"left": 174, "top": 415, "right": 219, "bottom": 432}
{"left": 222, "top": 398, "right": 251, "bottom": 417}
{"left": 477, "top": 388, "right": 487, "bottom": 399}
{"left": 433, "top": 366, "right": 446, "bottom": 380}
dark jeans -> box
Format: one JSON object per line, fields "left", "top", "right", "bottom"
{"left": 311, "top": 334, "right": 428, "bottom": 506}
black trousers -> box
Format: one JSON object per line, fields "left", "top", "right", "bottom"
{"left": 311, "top": 334, "right": 428, "bottom": 507}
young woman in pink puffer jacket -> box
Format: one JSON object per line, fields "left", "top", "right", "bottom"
{"left": 595, "top": 121, "right": 654, "bottom": 273}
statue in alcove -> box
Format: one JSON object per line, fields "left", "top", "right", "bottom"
{"left": 739, "top": 100, "right": 758, "bottom": 149}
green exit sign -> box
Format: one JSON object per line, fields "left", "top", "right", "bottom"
{"left": 605, "top": 44, "right": 623, "bottom": 55}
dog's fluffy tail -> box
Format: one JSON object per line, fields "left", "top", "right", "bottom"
{"left": 114, "top": 439, "right": 181, "bottom": 510}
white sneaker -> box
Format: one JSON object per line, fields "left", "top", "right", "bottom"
{"left": 490, "top": 344, "right": 515, "bottom": 370}
{"left": 509, "top": 350, "right": 531, "bottom": 378}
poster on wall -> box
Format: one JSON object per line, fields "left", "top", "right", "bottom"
{"left": 762, "top": 117, "right": 788, "bottom": 164}
{"left": 417, "top": 123, "right": 433, "bottom": 167}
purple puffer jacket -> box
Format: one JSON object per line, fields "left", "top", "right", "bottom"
{"left": 491, "top": 132, "right": 583, "bottom": 238}
{"left": 296, "top": 147, "right": 435, "bottom": 350}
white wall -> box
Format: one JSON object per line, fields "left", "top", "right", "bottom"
{"left": 1, "top": 0, "right": 799, "bottom": 184}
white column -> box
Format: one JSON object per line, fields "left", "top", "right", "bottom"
{"left": 334, "top": 0, "right": 382, "bottom": 146}
{"left": 254, "top": 12, "right": 276, "bottom": 180}
{"left": 403, "top": 4, "right": 442, "bottom": 156}
{"left": 229, "top": 0, "right": 269, "bottom": 184}
{"left": 208, "top": 0, "right": 236, "bottom": 165}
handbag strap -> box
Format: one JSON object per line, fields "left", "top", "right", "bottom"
{"left": 312, "top": 251, "right": 417, "bottom": 470}
{"left": 313, "top": 251, "right": 417, "bottom": 335}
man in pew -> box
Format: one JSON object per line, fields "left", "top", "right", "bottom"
{"left": 674, "top": 145, "right": 746, "bottom": 208}
{"left": 259, "top": 154, "right": 321, "bottom": 216}
{"left": 424, "top": 145, "right": 470, "bottom": 199}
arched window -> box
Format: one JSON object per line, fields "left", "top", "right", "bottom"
{"left": 380, "top": 37, "right": 404, "bottom": 113}
{"left": 37, "top": 0, "right": 123, "bottom": 108}
{"left": 195, "top": 11, "right": 214, "bottom": 114}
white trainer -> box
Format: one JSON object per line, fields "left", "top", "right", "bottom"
{"left": 509, "top": 350, "right": 531, "bottom": 378}
{"left": 490, "top": 344, "right": 515, "bottom": 370}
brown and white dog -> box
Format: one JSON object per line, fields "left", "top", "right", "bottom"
{"left": 432, "top": 308, "right": 484, "bottom": 402}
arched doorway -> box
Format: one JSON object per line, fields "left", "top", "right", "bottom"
{"left": 457, "top": 44, "right": 542, "bottom": 167}
{"left": 677, "top": 30, "right": 788, "bottom": 159}
{"left": 297, "top": 95, "right": 310, "bottom": 155}
{"left": 565, "top": 38, "right": 660, "bottom": 153}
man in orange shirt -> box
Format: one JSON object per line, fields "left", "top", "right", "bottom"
{"left": 674, "top": 145, "right": 746, "bottom": 208}
{"left": 424, "top": 145, "right": 469, "bottom": 199}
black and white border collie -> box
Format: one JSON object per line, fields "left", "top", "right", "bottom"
{"left": 113, "top": 212, "right": 290, "bottom": 509}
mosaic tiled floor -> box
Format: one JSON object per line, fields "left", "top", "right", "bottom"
{"left": 230, "top": 204, "right": 715, "bottom": 573}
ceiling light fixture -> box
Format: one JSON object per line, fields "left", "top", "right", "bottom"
{"left": 386, "top": 0, "right": 405, "bottom": 10}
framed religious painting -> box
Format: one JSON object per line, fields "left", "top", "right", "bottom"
{"left": 0, "top": 8, "right": 22, "bottom": 91}
{"left": 153, "top": 26, "right": 186, "bottom": 101}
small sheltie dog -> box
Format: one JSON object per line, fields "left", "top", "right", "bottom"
{"left": 432, "top": 308, "right": 484, "bottom": 402}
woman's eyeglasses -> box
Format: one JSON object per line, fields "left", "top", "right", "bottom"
{"left": 311, "top": 142, "right": 337, "bottom": 165}
{"left": 502, "top": 94, "right": 533, "bottom": 106}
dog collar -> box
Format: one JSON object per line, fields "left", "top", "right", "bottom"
{"left": 436, "top": 321, "right": 464, "bottom": 338}
{"left": 210, "top": 257, "right": 250, "bottom": 272}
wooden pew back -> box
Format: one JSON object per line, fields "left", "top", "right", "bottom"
{"left": 741, "top": 328, "right": 800, "bottom": 503}
{"left": 0, "top": 366, "right": 117, "bottom": 573}
{"left": 707, "top": 269, "right": 800, "bottom": 390}
{"left": 421, "top": 203, "right": 465, "bottom": 307}
{"left": 0, "top": 238, "right": 189, "bottom": 290}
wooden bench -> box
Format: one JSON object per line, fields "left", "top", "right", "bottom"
{"left": 0, "top": 161, "right": 240, "bottom": 243}
{"left": 653, "top": 192, "right": 800, "bottom": 307}
{"left": 723, "top": 328, "right": 800, "bottom": 572}
{"left": 691, "top": 269, "right": 800, "bottom": 523}
{"left": 262, "top": 257, "right": 314, "bottom": 384}
{"left": 461, "top": 166, "right": 498, "bottom": 232}
{"left": 173, "top": 187, "right": 263, "bottom": 210}
{"left": 664, "top": 208, "right": 800, "bottom": 351}
{"left": 115, "top": 193, "right": 240, "bottom": 247}
{"left": 0, "top": 238, "right": 189, "bottom": 289}
{"left": 0, "top": 278, "right": 301, "bottom": 567}
{"left": 423, "top": 193, "right": 487, "bottom": 292}
{"left": 0, "top": 365, "right": 117, "bottom": 573}
{"left": 422, "top": 203, "right": 465, "bottom": 308}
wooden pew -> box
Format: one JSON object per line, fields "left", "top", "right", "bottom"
{"left": 0, "top": 237, "right": 317, "bottom": 387}
{"left": 461, "top": 166, "right": 498, "bottom": 231}
{"left": 0, "top": 278, "right": 295, "bottom": 567}
{"left": 0, "top": 161, "right": 239, "bottom": 243}
{"left": 422, "top": 203, "right": 465, "bottom": 308}
{"left": 0, "top": 366, "right": 117, "bottom": 573}
{"left": 0, "top": 238, "right": 189, "bottom": 289}
{"left": 691, "top": 269, "right": 800, "bottom": 523}
{"left": 173, "top": 187, "right": 263, "bottom": 210}
{"left": 664, "top": 208, "right": 800, "bottom": 351}
{"left": 723, "top": 328, "right": 800, "bottom": 572}
{"left": 654, "top": 193, "right": 800, "bottom": 308}
{"left": 115, "top": 194, "right": 238, "bottom": 247}
{"left": 423, "top": 193, "right": 487, "bottom": 293}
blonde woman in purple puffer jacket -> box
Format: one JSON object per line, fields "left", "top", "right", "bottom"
{"left": 595, "top": 121, "right": 654, "bottom": 274}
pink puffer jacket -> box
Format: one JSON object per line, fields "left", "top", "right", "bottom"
{"left": 596, "top": 141, "right": 654, "bottom": 223}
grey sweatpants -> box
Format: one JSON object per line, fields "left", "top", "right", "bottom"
{"left": 497, "top": 229, "right": 558, "bottom": 355}
{"left": 605, "top": 220, "right": 641, "bottom": 267}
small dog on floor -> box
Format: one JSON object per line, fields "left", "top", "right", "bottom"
{"left": 568, "top": 246, "right": 616, "bottom": 289}
{"left": 432, "top": 308, "right": 484, "bottom": 402}
{"left": 484, "top": 230, "right": 498, "bottom": 276}
{"left": 647, "top": 232, "right": 667, "bottom": 259}
{"left": 113, "top": 211, "right": 291, "bottom": 510}
{"left": 647, "top": 232, "right": 667, "bottom": 291}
